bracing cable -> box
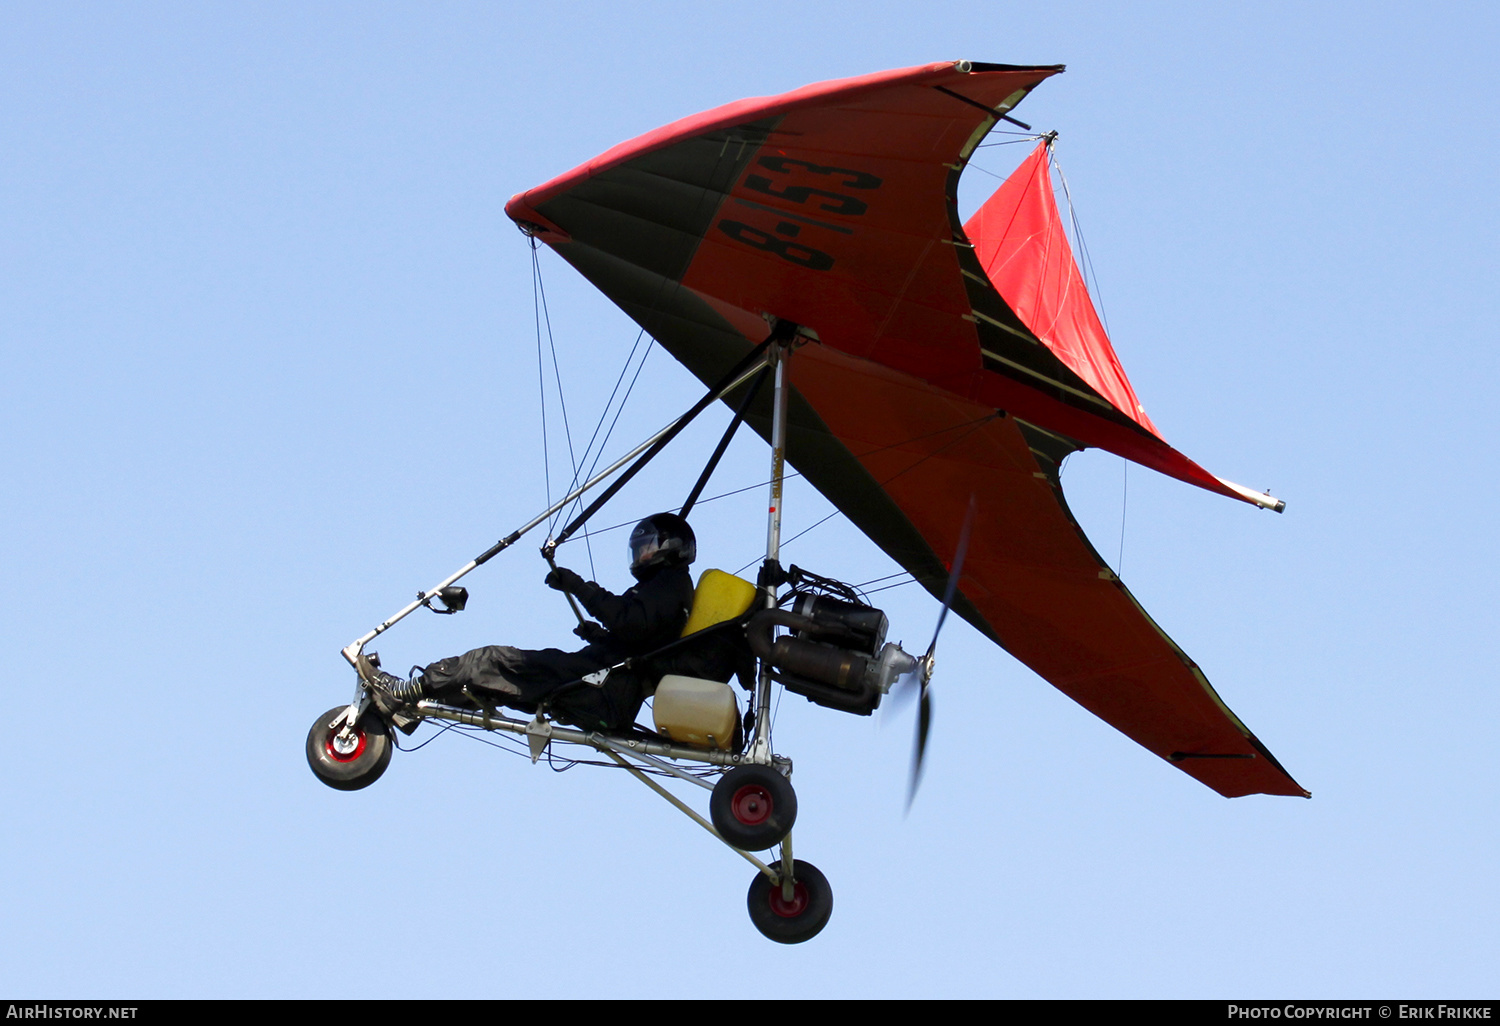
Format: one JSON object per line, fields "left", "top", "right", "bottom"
{"left": 532, "top": 239, "right": 554, "bottom": 514}
{"left": 731, "top": 412, "right": 1002, "bottom": 576}
{"left": 553, "top": 413, "right": 1001, "bottom": 564}
{"left": 565, "top": 332, "right": 655, "bottom": 530}
{"left": 531, "top": 241, "right": 591, "bottom": 573}
{"left": 530, "top": 249, "right": 662, "bottom": 578}
{"left": 1049, "top": 143, "right": 1130, "bottom": 576}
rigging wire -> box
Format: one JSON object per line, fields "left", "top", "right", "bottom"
{"left": 1049, "top": 144, "right": 1111, "bottom": 335}
{"left": 568, "top": 329, "right": 652, "bottom": 495}
{"left": 430, "top": 716, "right": 719, "bottom": 781}
{"left": 862, "top": 577, "right": 917, "bottom": 597}
{"left": 529, "top": 249, "right": 665, "bottom": 580}
{"left": 975, "top": 128, "right": 1045, "bottom": 145}
{"left": 964, "top": 163, "right": 1011, "bottom": 183}
{"left": 538, "top": 131, "right": 735, "bottom": 554}
{"left": 390, "top": 719, "right": 466, "bottom": 753}
{"left": 564, "top": 331, "right": 655, "bottom": 531}
{"left": 531, "top": 239, "right": 554, "bottom": 516}
{"left": 443, "top": 722, "right": 533, "bottom": 759}
{"left": 532, "top": 242, "right": 582, "bottom": 488}
{"left": 561, "top": 472, "right": 805, "bottom": 546}
{"left": 531, "top": 241, "right": 593, "bottom": 575}
{"left": 1049, "top": 142, "right": 1130, "bottom": 577}
{"left": 554, "top": 413, "right": 1002, "bottom": 560}
{"left": 852, "top": 570, "right": 916, "bottom": 596}
{"left": 965, "top": 132, "right": 1049, "bottom": 183}
{"left": 529, "top": 248, "right": 657, "bottom": 544}
{"left": 731, "top": 413, "right": 1001, "bottom": 576}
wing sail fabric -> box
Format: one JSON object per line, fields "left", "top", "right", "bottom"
{"left": 787, "top": 347, "right": 1304, "bottom": 798}
{"left": 966, "top": 142, "right": 1161, "bottom": 438}
{"left": 505, "top": 61, "right": 1305, "bottom": 798}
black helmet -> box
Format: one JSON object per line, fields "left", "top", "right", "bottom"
{"left": 629, "top": 513, "right": 696, "bottom": 578}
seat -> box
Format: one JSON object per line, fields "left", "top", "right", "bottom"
{"left": 652, "top": 569, "right": 758, "bottom": 749}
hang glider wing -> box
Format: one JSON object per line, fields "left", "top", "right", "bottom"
{"left": 506, "top": 61, "right": 1305, "bottom": 798}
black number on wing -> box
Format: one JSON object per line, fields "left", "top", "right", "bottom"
{"left": 716, "top": 220, "right": 835, "bottom": 271}
{"left": 744, "top": 176, "right": 868, "bottom": 216}
{"left": 756, "top": 157, "right": 882, "bottom": 190}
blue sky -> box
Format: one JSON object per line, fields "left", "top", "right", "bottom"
{"left": 2, "top": 1, "right": 1497, "bottom": 998}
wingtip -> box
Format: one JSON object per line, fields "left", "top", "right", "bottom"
{"left": 1215, "top": 476, "right": 1286, "bottom": 513}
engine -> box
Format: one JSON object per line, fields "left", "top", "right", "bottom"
{"left": 746, "top": 569, "right": 917, "bottom": 716}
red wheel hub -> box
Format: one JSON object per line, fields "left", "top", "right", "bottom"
{"left": 731, "top": 784, "right": 773, "bottom": 826}
{"left": 768, "top": 880, "right": 809, "bottom": 918}
{"left": 325, "top": 728, "right": 367, "bottom": 764}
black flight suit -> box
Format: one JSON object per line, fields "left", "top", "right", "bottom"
{"left": 419, "top": 563, "right": 695, "bottom": 731}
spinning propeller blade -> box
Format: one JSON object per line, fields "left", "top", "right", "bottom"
{"left": 905, "top": 496, "right": 977, "bottom": 808}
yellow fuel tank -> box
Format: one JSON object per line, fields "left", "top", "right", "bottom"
{"left": 680, "top": 568, "right": 757, "bottom": 637}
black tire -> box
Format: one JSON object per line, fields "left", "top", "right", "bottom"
{"left": 306, "top": 706, "right": 392, "bottom": 791}
{"left": 710, "top": 764, "right": 797, "bottom": 851}
{"left": 747, "top": 860, "right": 833, "bottom": 944}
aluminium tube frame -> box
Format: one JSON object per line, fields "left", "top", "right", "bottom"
{"left": 334, "top": 334, "right": 803, "bottom": 886}
{"left": 338, "top": 356, "right": 771, "bottom": 668}
{"left": 415, "top": 698, "right": 757, "bottom": 767}
{"left": 747, "top": 339, "right": 791, "bottom": 766}
{"left": 417, "top": 698, "right": 792, "bottom": 883}
{"left": 750, "top": 334, "right": 804, "bottom": 896}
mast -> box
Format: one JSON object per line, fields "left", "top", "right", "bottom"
{"left": 748, "top": 330, "right": 793, "bottom": 763}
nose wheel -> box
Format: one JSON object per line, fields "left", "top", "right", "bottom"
{"left": 747, "top": 860, "right": 832, "bottom": 943}
{"left": 306, "top": 706, "right": 392, "bottom": 791}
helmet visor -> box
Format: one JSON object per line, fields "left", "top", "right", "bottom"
{"left": 629, "top": 525, "right": 662, "bottom": 569}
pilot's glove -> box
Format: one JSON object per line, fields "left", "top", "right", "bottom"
{"left": 545, "top": 566, "right": 587, "bottom": 595}
{"left": 573, "top": 621, "right": 610, "bottom": 644}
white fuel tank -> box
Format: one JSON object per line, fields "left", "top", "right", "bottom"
{"left": 653, "top": 675, "right": 740, "bottom": 751}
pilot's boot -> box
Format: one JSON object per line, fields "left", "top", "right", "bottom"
{"left": 356, "top": 652, "right": 424, "bottom": 732}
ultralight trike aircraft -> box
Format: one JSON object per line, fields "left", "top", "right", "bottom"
{"left": 307, "top": 60, "right": 1308, "bottom": 944}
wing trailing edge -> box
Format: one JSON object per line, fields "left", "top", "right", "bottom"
{"left": 965, "top": 142, "right": 1284, "bottom": 513}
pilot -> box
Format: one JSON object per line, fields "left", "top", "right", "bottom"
{"left": 363, "top": 512, "right": 698, "bottom": 731}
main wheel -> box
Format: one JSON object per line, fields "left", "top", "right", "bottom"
{"left": 306, "top": 706, "right": 392, "bottom": 791}
{"left": 710, "top": 765, "right": 797, "bottom": 850}
{"left": 747, "top": 860, "right": 832, "bottom": 944}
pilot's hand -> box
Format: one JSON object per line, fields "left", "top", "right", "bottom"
{"left": 545, "top": 567, "right": 586, "bottom": 595}
{"left": 573, "top": 621, "right": 610, "bottom": 644}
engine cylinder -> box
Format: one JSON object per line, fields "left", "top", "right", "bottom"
{"left": 789, "top": 594, "right": 888, "bottom": 655}
{"left": 771, "top": 636, "right": 870, "bottom": 692}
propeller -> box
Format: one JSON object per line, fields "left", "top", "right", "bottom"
{"left": 894, "top": 495, "right": 977, "bottom": 808}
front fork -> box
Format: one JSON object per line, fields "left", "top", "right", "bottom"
{"left": 333, "top": 682, "right": 373, "bottom": 746}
